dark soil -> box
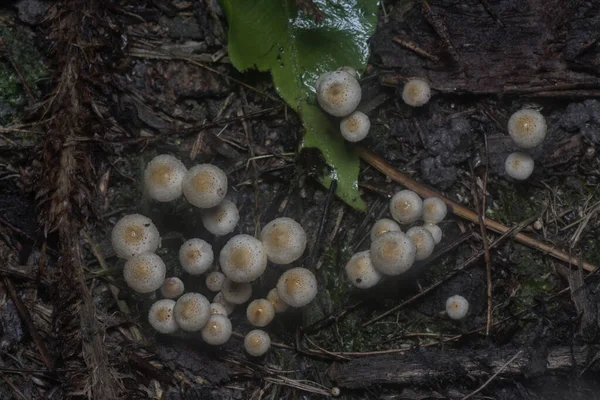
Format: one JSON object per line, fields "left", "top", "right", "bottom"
{"left": 0, "top": 0, "right": 599, "bottom": 399}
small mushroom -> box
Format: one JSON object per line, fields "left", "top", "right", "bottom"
{"left": 345, "top": 251, "right": 382, "bottom": 289}
{"left": 221, "top": 278, "right": 252, "bottom": 305}
{"left": 148, "top": 299, "right": 178, "bottom": 334}
{"left": 260, "top": 218, "right": 307, "bottom": 265}
{"left": 370, "top": 231, "right": 416, "bottom": 276}
{"left": 202, "top": 199, "right": 240, "bottom": 236}
{"left": 504, "top": 152, "right": 534, "bottom": 180}
{"left": 266, "top": 288, "right": 289, "bottom": 313}
{"left": 246, "top": 299, "right": 275, "bottom": 327}
{"left": 144, "top": 154, "right": 187, "bottom": 202}
{"left": 508, "top": 109, "right": 547, "bottom": 149}
{"left": 390, "top": 190, "right": 423, "bottom": 225}
{"left": 174, "top": 292, "right": 210, "bottom": 332}
{"left": 123, "top": 252, "right": 166, "bottom": 293}
{"left": 209, "top": 302, "right": 228, "bottom": 316}
{"left": 179, "top": 238, "right": 214, "bottom": 275}
{"left": 337, "top": 66, "right": 358, "bottom": 79}
{"left": 406, "top": 226, "right": 435, "bottom": 261}
{"left": 220, "top": 234, "right": 267, "bottom": 282}
{"left": 160, "top": 277, "right": 184, "bottom": 299}
{"left": 423, "top": 223, "right": 442, "bottom": 244}
{"left": 201, "top": 314, "right": 232, "bottom": 345}
{"left": 206, "top": 271, "right": 226, "bottom": 292}
{"left": 111, "top": 214, "right": 160, "bottom": 259}
{"left": 316, "top": 71, "right": 362, "bottom": 117}
{"left": 402, "top": 78, "right": 431, "bottom": 107}
{"left": 182, "top": 164, "right": 228, "bottom": 209}
{"left": 445, "top": 295, "right": 469, "bottom": 320}
{"left": 244, "top": 329, "right": 271, "bottom": 357}
{"left": 340, "top": 111, "right": 370, "bottom": 142}
{"left": 422, "top": 197, "right": 447, "bottom": 224}
{"left": 213, "top": 292, "right": 235, "bottom": 315}
{"left": 370, "top": 218, "right": 402, "bottom": 242}
{"left": 276, "top": 267, "right": 318, "bottom": 308}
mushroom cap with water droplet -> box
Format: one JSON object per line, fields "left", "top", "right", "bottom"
{"left": 206, "top": 271, "right": 225, "bottom": 292}
{"left": 508, "top": 109, "right": 547, "bottom": 149}
{"left": 370, "top": 231, "right": 416, "bottom": 276}
{"left": 316, "top": 71, "right": 362, "bottom": 117}
{"left": 370, "top": 218, "right": 402, "bottom": 242}
{"left": 246, "top": 299, "right": 275, "bottom": 327}
{"left": 402, "top": 79, "right": 431, "bottom": 107}
{"left": 179, "top": 238, "right": 213, "bottom": 275}
{"left": 446, "top": 295, "right": 469, "bottom": 320}
{"left": 406, "top": 226, "right": 435, "bottom": 261}
{"left": 244, "top": 329, "right": 271, "bottom": 357}
{"left": 201, "top": 314, "right": 232, "bottom": 345}
{"left": 423, "top": 223, "right": 442, "bottom": 244}
{"left": 213, "top": 292, "right": 236, "bottom": 315}
{"left": 202, "top": 199, "right": 240, "bottom": 236}
{"left": 148, "top": 299, "right": 178, "bottom": 334}
{"left": 144, "top": 154, "right": 187, "bottom": 202}
{"left": 221, "top": 278, "right": 253, "bottom": 305}
{"left": 340, "top": 111, "right": 370, "bottom": 142}
{"left": 260, "top": 218, "right": 307, "bottom": 265}
{"left": 174, "top": 292, "right": 210, "bottom": 332}
{"left": 390, "top": 190, "right": 423, "bottom": 225}
{"left": 123, "top": 252, "right": 166, "bottom": 293}
{"left": 160, "top": 277, "right": 184, "bottom": 299}
{"left": 111, "top": 214, "right": 160, "bottom": 259}
{"left": 504, "top": 152, "right": 534, "bottom": 180}
{"left": 220, "top": 234, "right": 267, "bottom": 282}
{"left": 345, "top": 251, "right": 382, "bottom": 289}
{"left": 276, "top": 267, "right": 318, "bottom": 308}
{"left": 266, "top": 288, "right": 289, "bottom": 313}
{"left": 422, "top": 197, "right": 447, "bottom": 224}
{"left": 182, "top": 164, "right": 228, "bottom": 208}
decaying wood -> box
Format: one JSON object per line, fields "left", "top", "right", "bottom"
{"left": 328, "top": 345, "right": 600, "bottom": 388}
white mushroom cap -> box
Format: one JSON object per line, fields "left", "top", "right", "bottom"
{"left": 337, "top": 66, "right": 358, "bottom": 79}
{"left": 160, "top": 277, "right": 184, "bottom": 299}
{"left": 406, "top": 226, "right": 435, "bottom": 261}
{"left": 316, "top": 71, "right": 362, "bottom": 117}
{"left": 111, "top": 214, "right": 160, "bottom": 259}
{"left": 201, "top": 199, "right": 239, "bottom": 236}
{"left": 220, "top": 234, "right": 267, "bottom": 282}
{"left": 505, "top": 152, "right": 534, "bottom": 180}
{"left": 390, "top": 190, "right": 423, "bottom": 224}
{"left": 445, "top": 295, "right": 469, "bottom": 320}
{"left": 266, "top": 288, "right": 289, "bottom": 313}
{"left": 201, "top": 314, "right": 232, "bottom": 345}
{"left": 244, "top": 329, "right": 271, "bottom": 357}
{"left": 206, "top": 271, "right": 226, "bottom": 292}
{"left": 402, "top": 78, "right": 431, "bottom": 107}
{"left": 174, "top": 292, "right": 210, "bottom": 332}
{"left": 340, "top": 111, "right": 370, "bottom": 142}
{"left": 423, "top": 223, "right": 442, "bottom": 244}
{"left": 276, "top": 267, "right": 318, "bottom": 308}
{"left": 260, "top": 218, "right": 307, "bottom": 265}
{"left": 422, "top": 197, "right": 447, "bottom": 224}
{"left": 508, "top": 109, "right": 547, "bottom": 149}
{"left": 179, "top": 238, "right": 214, "bottom": 275}
{"left": 221, "top": 278, "right": 252, "bottom": 304}
{"left": 213, "top": 292, "right": 235, "bottom": 315}
{"left": 246, "top": 299, "right": 275, "bottom": 327}
{"left": 182, "top": 164, "right": 228, "bottom": 208}
{"left": 370, "top": 231, "right": 416, "bottom": 276}
{"left": 144, "top": 154, "right": 187, "bottom": 202}
{"left": 370, "top": 218, "right": 402, "bottom": 242}
{"left": 345, "top": 251, "right": 382, "bottom": 289}
{"left": 209, "top": 302, "right": 228, "bottom": 316}
{"left": 148, "top": 299, "right": 178, "bottom": 334}
{"left": 123, "top": 252, "right": 166, "bottom": 293}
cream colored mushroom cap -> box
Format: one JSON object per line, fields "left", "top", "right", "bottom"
{"left": 316, "top": 71, "right": 362, "bottom": 117}
{"left": 260, "top": 218, "right": 307, "bottom": 265}
{"left": 406, "top": 226, "right": 435, "bottom": 261}
{"left": 244, "top": 329, "right": 271, "bottom": 357}
{"left": 505, "top": 152, "right": 534, "bottom": 180}
{"left": 340, "top": 111, "right": 370, "bottom": 142}
{"left": 179, "top": 238, "right": 214, "bottom": 275}
{"left": 202, "top": 199, "right": 240, "bottom": 236}
{"left": 266, "top": 288, "right": 289, "bottom": 313}
{"left": 508, "top": 109, "right": 547, "bottom": 149}
{"left": 182, "top": 164, "right": 228, "bottom": 208}
{"left": 144, "top": 154, "right": 187, "bottom": 202}
{"left": 246, "top": 299, "right": 275, "bottom": 327}
{"left": 276, "top": 267, "right": 318, "bottom": 308}
{"left": 423, "top": 223, "right": 442, "bottom": 244}
{"left": 370, "top": 218, "right": 402, "bottom": 242}
{"left": 422, "top": 197, "right": 447, "bottom": 224}
{"left": 370, "top": 231, "right": 416, "bottom": 276}
{"left": 213, "top": 292, "right": 235, "bottom": 315}
{"left": 148, "top": 299, "right": 178, "bottom": 334}
{"left": 174, "top": 292, "right": 210, "bottom": 332}
{"left": 221, "top": 278, "right": 253, "bottom": 305}
{"left": 123, "top": 252, "right": 166, "bottom": 293}
{"left": 402, "top": 79, "right": 431, "bottom": 107}
{"left": 345, "top": 251, "right": 382, "bottom": 289}
{"left": 160, "top": 277, "right": 185, "bottom": 299}
{"left": 111, "top": 214, "right": 160, "bottom": 259}
{"left": 220, "top": 234, "right": 267, "bottom": 282}
{"left": 209, "top": 302, "right": 228, "bottom": 316}
{"left": 446, "top": 295, "right": 469, "bottom": 320}
{"left": 206, "top": 271, "right": 226, "bottom": 292}
{"left": 201, "top": 314, "right": 232, "bottom": 345}
{"left": 390, "top": 190, "right": 423, "bottom": 225}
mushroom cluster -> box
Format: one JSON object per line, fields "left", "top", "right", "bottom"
{"left": 345, "top": 190, "right": 448, "bottom": 289}
{"left": 504, "top": 109, "right": 547, "bottom": 180}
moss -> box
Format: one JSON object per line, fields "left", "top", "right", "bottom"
{"left": 486, "top": 185, "right": 539, "bottom": 225}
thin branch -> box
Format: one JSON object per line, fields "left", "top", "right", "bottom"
{"left": 461, "top": 350, "right": 524, "bottom": 400}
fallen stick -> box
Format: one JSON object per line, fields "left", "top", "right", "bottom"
{"left": 358, "top": 146, "right": 596, "bottom": 272}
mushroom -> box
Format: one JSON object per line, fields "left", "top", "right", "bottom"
{"left": 401, "top": 78, "right": 431, "bottom": 107}
{"left": 111, "top": 214, "right": 160, "bottom": 259}
{"left": 206, "top": 271, "right": 226, "bottom": 292}
{"left": 390, "top": 190, "right": 423, "bottom": 225}
{"left": 123, "top": 252, "right": 166, "bottom": 293}
{"left": 246, "top": 299, "right": 275, "bottom": 327}
{"left": 508, "top": 109, "right": 547, "bottom": 149}
{"left": 445, "top": 295, "right": 469, "bottom": 320}
{"left": 220, "top": 234, "right": 267, "bottom": 282}
{"left": 179, "top": 238, "right": 214, "bottom": 275}
{"left": 504, "top": 152, "right": 534, "bottom": 180}
{"left": 221, "top": 278, "right": 252, "bottom": 305}
{"left": 406, "top": 226, "right": 435, "bottom": 261}
{"left": 266, "top": 288, "right": 289, "bottom": 313}
{"left": 244, "top": 329, "right": 271, "bottom": 357}
{"left": 144, "top": 154, "right": 187, "bottom": 202}
{"left": 370, "top": 231, "right": 416, "bottom": 276}
{"left": 423, "top": 223, "right": 442, "bottom": 244}
{"left": 213, "top": 292, "right": 235, "bottom": 315}
{"left": 260, "top": 218, "right": 307, "bottom": 265}
{"left": 422, "top": 197, "right": 447, "bottom": 224}
{"left": 174, "top": 292, "right": 210, "bottom": 332}
{"left": 331, "top": 388, "right": 341, "bottom": 397}
{"left": 370, "top": 218, "right": 402, "bottom": 242}
{"left": 201, "top": 199, "right": 239, "bottom": 236}
{"left": 337, "top": 65, "right": 358, "bottom": 79}
{"left": 340, "top": 111, "right": 370, "bottom": 142}
{"left": 344, "top": 251, "right": 382, "bottom": 289}
{"left": 276, "top": 267, "right": 318, "bottom": 308}
{"left": 182, "top": 164, "right": 228, "bottom": 209}
{"left": 148, "top": 299, "right": 178, "bottom": 334}
{"left": 201, "top": 314, "right": 232, "bottom": 345}
{"left": 160, "top": 277, "right": 184, "bottom": 299}
{"left": 209, "top": 302, "right": 228, "bottom": 316}
{"left": 316, "top": 71, "right": 362, "bottom": 117}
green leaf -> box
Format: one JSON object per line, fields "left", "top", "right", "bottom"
{"left": 221, "top": 0, "right": 378, "bottom": 211}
